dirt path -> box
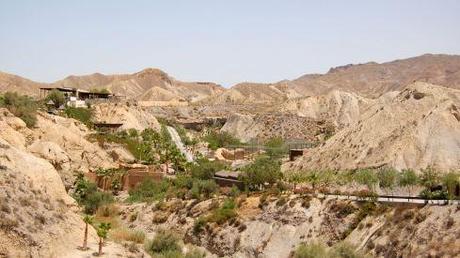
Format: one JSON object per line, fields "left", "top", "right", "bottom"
{"left": 166, "top": 126, "right": 194, "bottom": 162}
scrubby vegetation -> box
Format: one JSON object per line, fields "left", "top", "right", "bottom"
{"left": 0, "top": 91, "right": 38, "bottom": 127}
{"left": 286, "top": 167, "right": 460, "bottom": 200}
{"left": 73, "top": 173, "right": 114, "bottom": 214}
{"left": 241, "top": 155, "right": 282, "bottom": 190}
{"left": 294, "top": 241, "right": 367, "bottom": 258}
{"left": 89, "top": 127, "right": 187, "bottom": 168}
{"left": 65, "top": 106, "right": 93, "bottom": 126}
{"left": 144, "top": 230, "right": 181, "bottom": 257}
{"left": 203, "top": 131, "right": 242, "bottom": 150}
{"left": 264, "top": 137, "right": 288, "bottom": 158}
{"left": 45, "top": 89, "right": 66, "bottom": 108}
{"left": 194, "top": 198, "right": 237, "bottom": 233}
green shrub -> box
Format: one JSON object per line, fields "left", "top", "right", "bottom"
{"left": 185, "top": 249, "right": 206, "bottom": 258}
{"left": 65, "top": 107, "right": 93, "bottom": 126}
{"left": 45, "top": 89, "right": 65, "bottom": 108}
{"left": 193, "top": 216, "right": 207, "bottom": 234}
{"left": 203, "top": 131, "right": 241, "bottom": 150}
{"left": 207, "top": 198, "right": 237, "bottom": 225}
{"left": 1, "top": 92, "right": 37, "bottom": 127}
{"left": 264, "top": 137, "right": 287, "bottom": 158}
{"left": 330, "top": 242, "right": 367, "bottom": 258}
{"left": 128, "top": 179, "right": 171, "bottom": 203}
{"left": 294, "top": 242, "right": 328, "bottom": 258}
{"left": 441, "top": 172, "right": 460, "bottom": 199}
{"left": 353, "top": 169, "right": 379, "bottom": 191}
{"left": 144, "top": 230, "right": 181, "bottom": 256}
{"left": 73, "top": 174, "right": 113, "bottom": 214}
{"left": 241, "top": 156, "right": 282, "bottom": 190}
{"left": 190, "top": 157, "right": 226, "bottom": 180}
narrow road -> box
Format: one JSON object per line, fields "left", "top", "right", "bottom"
{"left": 166, "top": 126, "right": 194, "bottom": 162}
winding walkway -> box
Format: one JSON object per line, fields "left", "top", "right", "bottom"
{"left": 166, "top": 126, "right": 194, "bottom": 162}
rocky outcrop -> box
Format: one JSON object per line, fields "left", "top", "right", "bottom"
{"left": 287, "top": 82, "right": 460, "bottom": 172}
{"left": 0, "top": 137, "right": 86, "bottom": 257}
{"left": 279, "top": 90, "right": 375, "bottom": 129}
{"left": 0, "top": 109, "right": 115, "bottom": 188}
{"left": 118, "top": 194, "right": 460, "bottom": 258}
{"left": 221, "top": 113, "right": 334, "bottom": 143}
{"left": 32, "top": 112, "right": 115, "bottom": 174}
{"left": 93, "top": 102, "right": 161, "bottom": 131}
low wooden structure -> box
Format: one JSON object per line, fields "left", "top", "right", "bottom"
{"left": 39, "top": 87, "right": 112, "bottom": 100}
{"left": 289, "top": 149, "right": 305, "bottom": 161}
{"left": 213, "top": 170, "right": 244, "bottom": 189}
{"left": 93, "top": 122, "right": 124, "bottom": 133}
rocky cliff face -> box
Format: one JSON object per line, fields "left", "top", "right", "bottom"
{"left": 221, "top": 113, "right": 334, "bottom": 143}
{"left": 279, "top": 90, "right": 375, "bottom": 129}
{"left": 287, "top": 82, "right": 460, "bottom": 172}
{"left": 117, "top": 194, "right": 460, "bottom": 258}
{"left": 92, "top": 102, "right": 161, "bottom": 131}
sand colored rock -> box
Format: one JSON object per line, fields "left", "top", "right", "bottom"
{"left": 33, "top": 112, "right": 115, "bottom": 172}
{"left": 221, "top": 113, "right": 334, "bottom": 143}
{"left": 279, "top": 90, "right": 375, "bottom": 129}
{"left": 93, "top": 102, "right": 161, "bottom": 131}
{"left": 287, "top": 82, "right": 460, "bottom": 172}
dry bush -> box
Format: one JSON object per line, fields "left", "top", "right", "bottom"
{"left": 152, "top": 211, "right": 170, "bottom": 224}
{"left": 1, "top": 202, "right": 11, "bottom": 213}
{"left": 329, "top": 201, "right": 357, "bottom": 219}
{"left": 0, "top": 217, "right": 18, "bottom": 229}
{"left": 129, "top": 212, "right": 138, "bottom": 222}
{"left": 445, "top": 216, "right": 455, "bottom": 229}
{"left": 96, "top": 203, "right": 119, "bottom": 218}
{"left": 35, "top": 214, "right": 46, "bottom": 225}
{"left": 111, "top": 227, "right": 146, "bottom": 244}
{"left": 414, "top": 212, "right": 427, "bottom": 224}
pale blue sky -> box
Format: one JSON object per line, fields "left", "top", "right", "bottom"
{"left": 1, "top": 0, "right": 459, "bottom": 87}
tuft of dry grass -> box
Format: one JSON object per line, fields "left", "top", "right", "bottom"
{"left": 111, "top": 227, "right": 146, "bottom": 244}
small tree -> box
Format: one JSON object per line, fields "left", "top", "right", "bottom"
{"left": 442, "top": 172, "right": 460, "bottom": 200}
{"left": 82, "top": 215, "right": 93, "bottom": 250}
{"left": 377, "top": 168, "right": 398, "bottom": 196}
{"left": 353, "top": 169, "right": 379, "bottom": 192}
{"left": 399, "top": 169, "right": 419, "bottom": 200}
{"left": 241, "top": 156, "right": 282, "bottom": 190}
{"left": 96, "top": 223, "right": 111, "bottom": 256}
{"left": 420, "top": 167, "right": 439, "bottom": 189}
{"left": 45, "top": 89, "right": 66, "bottom": 108}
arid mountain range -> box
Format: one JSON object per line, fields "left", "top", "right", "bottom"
{"left": 1, "top": 54, "right": 460, "bottom": 103}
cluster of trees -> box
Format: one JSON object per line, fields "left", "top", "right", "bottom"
{"left": 286, "top": 167, "right": 460, "bottom": 200}
{"left": 73, "top": 173, "right": 114, "bottom": 214}
{"left": 203, "top": 130, "right": 242, "bottom": 150}
{"left": 128, "top": 157, "right": 226, "bottom": 202}
{"left": 0, "top": 92, "right": 38, "bottom": 127}
{"left": 90, "top": 126, "right": 188, "bottom": 170}
{"left": 80, "top": 215, "right": 112, "bottom": 256}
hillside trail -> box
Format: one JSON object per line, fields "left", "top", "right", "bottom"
{"left": 166, "top": 126, "right": 194, "bottom": 162}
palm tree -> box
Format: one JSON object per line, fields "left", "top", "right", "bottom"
{"left": 96, "top": 222, "right": 111, "bottom": 256}
{"left": 82, "top": 215, "right": 93, "bottom": 250}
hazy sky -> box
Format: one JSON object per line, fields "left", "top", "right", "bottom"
{"left": 1, "top": 0, "right": 459, "bottom": 87}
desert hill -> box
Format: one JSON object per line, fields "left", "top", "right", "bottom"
{"left": 0, "top": 71, "right": 44, "bottom": 96}
{"left": 203, "top": 54, "right": 460, "bottom": 106}
{"left": 278, "top": 90, "right": 377, "bottom": 129}
{"left": 3, "top": 54, "right": 460, "bottom": 106}
{"left": 285, "top": 82, "right": 460, "bottom": 172}
{"left": 0, "top": 68, "right": 225, "bottom": 103}
{"left": 290, "top": 54, "right": 460, "bottom": 98}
